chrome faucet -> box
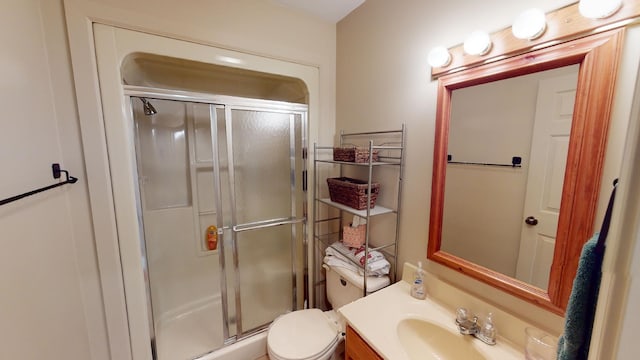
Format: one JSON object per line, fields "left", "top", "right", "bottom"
{"left": 455, "top": 308, "right": 497, "bottom": 345}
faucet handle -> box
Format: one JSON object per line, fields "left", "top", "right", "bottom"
{"left": 457, "top": 308, "right": 478, "bottom": 325}
{"left": 455, "top": 308, "right": 479, "bottom": 335}
{"left": 456, "top": 307, "right": 469, "bottom": 323}
{"left": 478, "top": 312, "right": 497, "bottom": 345}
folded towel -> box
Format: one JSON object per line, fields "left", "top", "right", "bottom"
{"left": 557, "top": 234, "right": 604, "bottom": 360}
{"left": 323, "top": 253, "right": 390, "bottom": 277}
{"left": 325, "top": 241, "right": 390, "bottom": 276}
{"left": 323, "top": 255, "right": 362, "bottom": 274}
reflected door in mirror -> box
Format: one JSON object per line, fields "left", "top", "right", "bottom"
{"left": 515, "top": 72, "right": 578, "bottom": 289}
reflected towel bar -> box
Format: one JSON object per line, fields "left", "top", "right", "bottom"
{"left": 0, "top": 163, "right": 78, "bottom": 206}
{"left": 447, "top": 154, "right": 522, "bottom": 168}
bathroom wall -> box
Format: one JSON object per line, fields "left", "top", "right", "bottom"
{"left": 0, "top": 1, "right": 105, "bottom": 359}
{"left": 336, "top": 0, "right": 640, "bottom": 346}
{"left": 2, "top": 0, "right": 337, "bottom": 359}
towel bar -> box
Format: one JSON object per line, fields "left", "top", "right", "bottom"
{"left": 0, "top": 163, "right": 78, "bottom": 206}
{"left": 447, "top": 154, "right": 522, "bottom": 168}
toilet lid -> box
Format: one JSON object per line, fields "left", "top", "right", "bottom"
{"left": 268, "top": 309, "right": 339, "bottom": 360}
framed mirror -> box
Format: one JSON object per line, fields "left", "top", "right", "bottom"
{"left": 428, "top": 29, "right": 624, "bottom": 314}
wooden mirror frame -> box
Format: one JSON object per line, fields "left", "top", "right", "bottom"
{"left": 428, "top": 29, "right": 624, "bottom": 314}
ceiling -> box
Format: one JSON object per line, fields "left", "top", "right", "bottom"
{"left": 271, "top": 0, "right": 366, "bottom": 22}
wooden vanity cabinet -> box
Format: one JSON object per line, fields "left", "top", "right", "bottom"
{"left": 345, "top": 325, "right": 383, "bottom": 360}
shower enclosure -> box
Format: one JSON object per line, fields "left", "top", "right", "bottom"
{"left": 128, "top": 87, "right": 307, "bottom": 360}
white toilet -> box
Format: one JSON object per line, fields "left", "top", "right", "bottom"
{"left": 267, "top": 264, "right": 390, "bottom": 360}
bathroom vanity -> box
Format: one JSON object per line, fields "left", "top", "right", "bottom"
{"left": 345, "top": 325, "right": 383, "bottom": 360}
{"left": 339, "top": 263, "right": 530, "bottom": 359}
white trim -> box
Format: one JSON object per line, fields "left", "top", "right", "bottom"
{"left": 63, "top": 3, "right": 133, "bottom": 360}
{"left": 64, "top": 2, "right": 320, "bottom": 358}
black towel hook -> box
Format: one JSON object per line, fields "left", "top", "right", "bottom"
{"left": 595, "top": 178, "right": 618, "bottom": 251}
{"left": 0, "top": 163, "right": 78, "bottom": 206}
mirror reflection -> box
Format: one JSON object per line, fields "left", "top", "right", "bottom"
{"left": 441, "top": 64, "right": 579, "bottom": 290}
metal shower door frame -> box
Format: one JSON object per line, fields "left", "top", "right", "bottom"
{"left": 223, "top": 106, "right": 307, "bottom": 338}
{"left": 125, "top": 85, "right": 308, "bottom": 353}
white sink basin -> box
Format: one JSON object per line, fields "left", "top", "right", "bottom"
{"left": 339, "top": 278, "right": 524, "bottom": 359}
{"left": 397, "top": 318, "right": 488, "bottom": 360}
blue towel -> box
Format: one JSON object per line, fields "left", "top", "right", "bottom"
{"left": 557, "top": 234, "right": 604, "bottom": 360}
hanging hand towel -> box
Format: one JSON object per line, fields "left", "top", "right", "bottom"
{"left": 557, "top": 235, "right": 604, "bottom": 360}
{"left": 558, "top": 179, "right": 617, "bottom": 360}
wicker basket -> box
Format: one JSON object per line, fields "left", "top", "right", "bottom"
{"left": 333, "top": 147, "right": 379, "bottom": 163}
{"left": 327, "top": 177, "right": 380, "bottom": 210}
{"left": 343, "top": 225, "right": 366, "bottom": 247}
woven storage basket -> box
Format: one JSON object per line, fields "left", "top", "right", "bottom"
{"left": 327, "top": 177, "right": 380, "bottom": 210}
{"left": 333, "top": 147, "right": 379, "bottom": 163}
{"left": 343, "top": 225, "right": 366, "bottom": 247}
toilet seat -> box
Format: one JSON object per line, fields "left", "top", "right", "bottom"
{"left": 267, "top": 309, "right": 342, "bottom": 360}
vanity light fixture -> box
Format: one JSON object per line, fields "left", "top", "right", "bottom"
{"left": 463, "top": 31, "right": 492, "bottom": 56}
{"left": 512, "top": 8, "right": 547, "bottom": 40}
{"left": 428, "top": 46, "right": 452, "bottom": 68}
{"left": 578, "top": 0, "right": 623, "bottom": 19}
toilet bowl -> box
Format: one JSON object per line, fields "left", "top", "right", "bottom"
{"left": 267, "top": 309, "right": 342, "bottom": 360}
{"left": 267, "top": 264, "right": 390, "bottom": 360}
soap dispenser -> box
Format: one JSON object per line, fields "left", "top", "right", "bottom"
{"left": 411, "top": 261, "right": 426, "bottom": 299}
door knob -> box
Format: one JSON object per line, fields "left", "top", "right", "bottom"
{"left": 525, "top": 216, "right": 538, "bottom": 225}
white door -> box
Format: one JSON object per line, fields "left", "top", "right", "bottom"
{"left": 515, "top": 72, "right": 578, "bottom": 289}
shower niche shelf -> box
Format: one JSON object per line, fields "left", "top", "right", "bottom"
{"left": 313, "top": 125, "right": 405, "bottom": 303}
{"left": 185, "top": 104, "right": 220, "bottom": 257}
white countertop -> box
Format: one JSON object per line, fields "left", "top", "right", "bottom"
{"left": 338, "top": 280, "right": 524, "bottom": 359}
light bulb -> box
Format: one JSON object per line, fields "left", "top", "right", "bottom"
{"left": 428, "top": 46, "right": 452, "bottom": 68}
{"left": 463, "top": 31, "right": 492, "bottom": 56}
{"left": 578, "top": 0, "right": 623, "bottom": 19}
{"left": 512, "top": 8, "right": 547, "bottom": 40}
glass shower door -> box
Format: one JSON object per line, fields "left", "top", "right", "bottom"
{"left": 131, "top": 95, "right": 307, "bottom": 359}
{"left": 132, "top": 98, "right": 226, "bottom": 360}
{"left": 225, "top": 109, "right": 305, "bottom": 335}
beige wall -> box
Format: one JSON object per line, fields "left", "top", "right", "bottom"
{"left": 2, "top": 0, "right": 336, "bottom": 359}
{"left": 337, "top": 0, "right": 573, "bottom": 275}
{"left": 0, "top": 1, "right": 104, "bottom": 359}
{"left": 336, "top": 0, "right": 639, "bottom": 342}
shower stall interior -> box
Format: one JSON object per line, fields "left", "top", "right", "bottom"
{"left": 128, "top": 89, "right": 308, "bottom": 360}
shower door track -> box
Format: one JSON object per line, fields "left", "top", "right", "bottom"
{"left": 124, "top": 85, "right": 308, "bottom": 113}
{"left": 126, "top": 86, "right": 308, "bottom": 356}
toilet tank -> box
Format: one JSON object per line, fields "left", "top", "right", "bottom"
{"left": 325, "top": 264, "right": 390, "bottom": 310}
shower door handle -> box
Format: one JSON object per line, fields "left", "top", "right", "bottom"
{"left": 232, "top": 217, "right": 306, "bottom": 233}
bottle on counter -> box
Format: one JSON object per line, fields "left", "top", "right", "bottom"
{"left": 411, "top": 261, "right": 426, "bottom": 299}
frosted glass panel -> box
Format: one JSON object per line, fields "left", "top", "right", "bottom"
{"left": 133, "top": 99, "right": 191, "bottom": 209}
{"left": 237, "top": 226, "right": 293, "bottom": 330}
{"left": 231, "top": 109, "right": 296, "bottom": 331}
{"left": 232, "top": 110, "right": 292, "bottom": 223}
